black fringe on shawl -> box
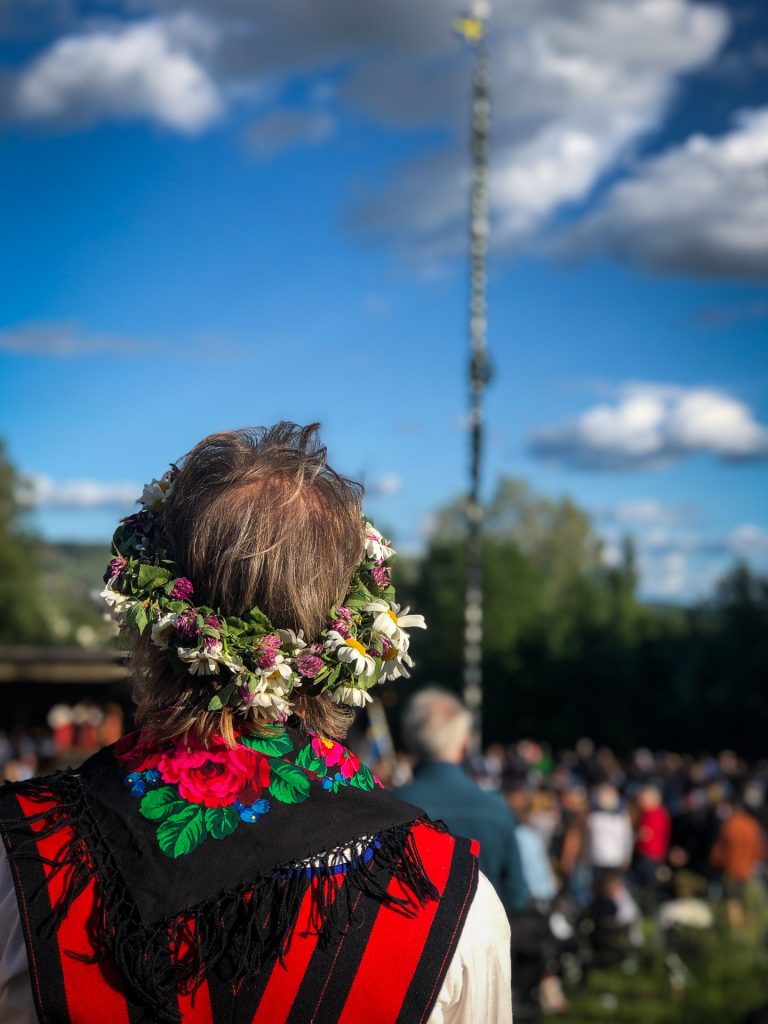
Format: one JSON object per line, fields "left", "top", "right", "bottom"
{"left": 0, "top": 772, "right": 443, "bottom": 1024}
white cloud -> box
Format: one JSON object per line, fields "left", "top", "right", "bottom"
{"left": 554, "top": 107, "right": 768, "bottom": 279}
{"left": 349, "top": 0, "right": 729, "bottom": 259}
{"left": 25, "top": 475, "right": 140, "bottom": 510}
{"left": 14, "top": 16, "right": 222, "bottom": 132}
{"left": 0, "top": 321, "right": 145, "bottom": 357}
{"left": 728, "top": 523, "right": 768, "bottom": 560}
{"left": 366, "top": 473, "right": 402, "bottom": 498}
{"left": 529, "top": 383, "right": 768, "bottom": 470}
{"left": 600, "top": 499, "right": 691, "bottom": 526}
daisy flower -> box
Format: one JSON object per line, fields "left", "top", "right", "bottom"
{"left": 325, "top": 631, "right": 376, "bottom": 677}
{"left": 379, "top": 646, "right": 414, "bottom": 682}
{"left": 100, "top": 583, "right": 132, "bottom": 625}
{"left": 331, "top": 685, "right": 373, "bottom": 707}
{"left": 362, "top": 600, "right": 427, "bottom": 652}
{"left": 139, "top": 472, "right": 174, "bottom": 511}
{"left": 177, "top": 642, "right": 241, "bottom": 676}
{"left": 151, "top": 612, "right": 177, "bottom": 649}
{"left": 364, "top": 523, "right": 394, "bottom": 562}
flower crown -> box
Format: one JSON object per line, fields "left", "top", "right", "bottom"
{"left": 101, "top": 469, "right": 425, "bottom": 720}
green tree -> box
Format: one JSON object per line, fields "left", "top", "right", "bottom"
{"left": 0, "top": 440, "right": 46, "bottom": 643}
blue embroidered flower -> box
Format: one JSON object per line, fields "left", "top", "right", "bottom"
{"left": 144, "top": 768, "right": 161, "bottom": 786}
{"left": 125, "top": 771, "right": 146, "bottom": 797}
{"left": 237, "top": 798, "right": 271, "bottom": 823}
{"left": 321, "top": 772, "right": 347, "bottom": 793}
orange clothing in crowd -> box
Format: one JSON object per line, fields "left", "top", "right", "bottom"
{"left": 710, "top": 808, "right": 765, "bottom": 882}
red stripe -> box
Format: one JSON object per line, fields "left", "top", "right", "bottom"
{"left": 17, "top": 795, "right": 132, "bottom": 1024}
{"left": 175, "top": 919, "right": 213, "bottom": 1023}
{"left": 337, "top": 825, "right": 454, "bottom": 1024}
{"left": 252, "top": 878, "right": 340, "bottom": 1024}
{"left": 469, "top": 838, "right": 480, "bottom": 858}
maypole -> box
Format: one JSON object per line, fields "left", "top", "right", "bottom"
{"left": 454, "top": 1, "right": 491, "bottom": 750}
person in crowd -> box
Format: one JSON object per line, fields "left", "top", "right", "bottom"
{"left": 0, "top": 424, "right": 512, "bottom": 1024}
{"left": 710, "top": 799, "right": 766, "bottom": 929}
{"left": 632, "top": 785, "right": 671, "bottom": 906}
{"left": 586, "top": 784, "right": 633, "bottom": 888}
{"left": 396, "top": 687, "right": 528, "bottom": 916}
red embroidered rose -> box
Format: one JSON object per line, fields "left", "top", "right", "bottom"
{"left": 114, "top": 728, "right": 163, "bottom": 772}
{"left": 158, "top": 736, "right": 271, "bottom": 808}
{"left": 311, "top": 735, "right": 360, "bottom": 780}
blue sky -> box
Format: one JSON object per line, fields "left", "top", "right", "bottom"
{"left": 1, "top": 0, "right": 767, "bottom": 601}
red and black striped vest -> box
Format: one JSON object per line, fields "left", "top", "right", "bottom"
{"left": 0, "top": 736, "right": 479, "bottom": 1024}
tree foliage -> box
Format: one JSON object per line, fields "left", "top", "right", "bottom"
{"left": 0, "top": 441, "right": 46, "bottom": 643}
{"left": 396, "top": 477, "right": 768, "bottom": 758}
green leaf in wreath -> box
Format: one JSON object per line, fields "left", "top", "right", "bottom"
{"left": 295, "top": 744, "right": 326, "bottom": 776}
{"left": 157, "top": 805, "right": 206, "bottom": 858}
{"left": 268, "top": 760, "right": 311, "bottom": 804}
{"left": 137, "top": 564, "right": 172, "bottom": 590}
{"left": 208, "top": 681, "right": 236, "bottom": 711}
{"left": 240, "top": 730, "right": 293, "bottom": 756}
{"left": 129, "top": 602, "right": 149, "bottom": 634}
{"left": 245, "top": 607, "right": 273, "bottom": 631}
{"left": 204, "top": 805, "right": 240, "bottom": 840}
{"left": 140, "top": 786, "right": 185, "bottom": 822}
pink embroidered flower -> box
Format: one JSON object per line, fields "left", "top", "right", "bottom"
{"left": 310, "top": 735, "right": 360, "bottom": 780}
{"left": 108, "top": 555, "right": 128, "bottom": 580}
{"left": 296, "top": 654, "right": 324, "bottom": 678}
{"left": 174, "top": 609, "right": 199, "bottom": 642}
{"left": 158, "top": 735, "right": 270, "bottom": 809}
{"left": 114, "top": 728, "right": 163, "bottom": 772}
{"left": 171, "top": 577, "right": 195, "bottom": 600}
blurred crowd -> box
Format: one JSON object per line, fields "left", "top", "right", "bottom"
{"left": 0, "top": 702, "right": 125, "bottom": 782}
{"left": 384, "top": 732, "right": 768, "bottom": 1018}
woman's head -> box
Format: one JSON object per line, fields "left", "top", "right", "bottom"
{"left": 131, "top": 423, "right": 365, "bottom": 744}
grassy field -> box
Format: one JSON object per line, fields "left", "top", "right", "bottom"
{"left": 560, "top": 908, "right": 768, "bottom": 1024}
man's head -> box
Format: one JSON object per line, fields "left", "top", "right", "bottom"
{"left": 132, "top": 422, "right": 365, "bottom": 743}
{"left": 402, "top": 688, "right": 472, "bottom": 764}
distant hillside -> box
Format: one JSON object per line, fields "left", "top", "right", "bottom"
{"left": 36, "top": 542, "right": 115, "bottom": 647}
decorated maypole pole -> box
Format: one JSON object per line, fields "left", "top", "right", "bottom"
{"left": 454, "top": 1, "right": 491, "bottom": 750}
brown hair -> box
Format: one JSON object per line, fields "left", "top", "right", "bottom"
{"left": 130, "top": 423, "right": 365, "bottom": 746}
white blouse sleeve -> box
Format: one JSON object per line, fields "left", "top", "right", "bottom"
{"left": 0, "top": 842, "right": 36, "bottom": 1024}
{"left": 429, "top": 870, "right": 513, "bottom": 1024}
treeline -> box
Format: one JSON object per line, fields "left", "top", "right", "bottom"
{"left": 396, "top": 479, "right": 768, "bottom": 759}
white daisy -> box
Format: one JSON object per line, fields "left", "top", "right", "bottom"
{"left": 277, "top": 628, "right": 306, "bottom": 654}
{"left": 362, "top": 600, "right": 427, "bottom": 652}
{"left": 100, "top": 583, "right": 132, "bottom": 625}
{"left": 177, "top": 642, "right": 242, "bottom": 677}
{"left": 258, "top": 654, "right": 295, "bottom": 686}
{"left": 330, "top": 685, "right": 373, "bottom": 707}
{"left": 379, "top": 647, "right": 414, "bottom": 682}
{"left": 364, "top": 523, "right": 394, "bottom": 562}
{"left": 139, "top": 472, "right": 174, "bottom": 511}
{"left": 325, "top": 630, "right": 376, "bottom": 677}
{"left": 150, "top": 612, "right": 177, "bottom": 649}
{"left": 177, "top": 646, "right": 221, "bottom": 675}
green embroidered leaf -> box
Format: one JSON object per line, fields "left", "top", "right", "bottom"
{"left": 157, "top": 805, "right": 206, "bottom": 859}
{"left": 240, "top": 730, "right": 293, "bottom": 756}
{"left": 268, "top": 760, "right": 311, "bottom": 804}
{"left": 138, "top": 564, "right": 172, "bottom": 590}
{"left": 204, "top": 805, "right": 240, "bottom": 840}
{"left": 295, "top": 744, "right": 326, "bottom": 776}
{"left": 140, "top": 786, "right": 185, "bottom": 822}
{"left": 349, "top": 764, "right": 375, "bottom": 791}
